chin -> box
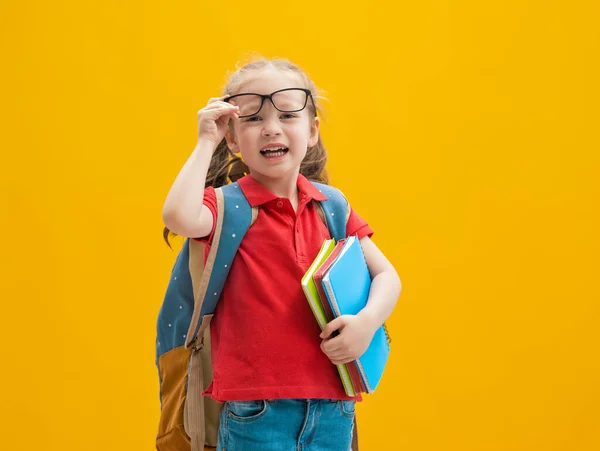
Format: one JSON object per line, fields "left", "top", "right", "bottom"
{"left": 257, "top": 166, "right": 293, "bottom": 179}
{"left": 245, "top": 154, "right": 301, "bottom": 175}
{"left": 249, "top": 162, "right": 299, "bottom": 180}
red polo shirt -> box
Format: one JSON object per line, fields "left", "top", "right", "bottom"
{"left": 194, "top": 174, "right": 373, "bottom": 402}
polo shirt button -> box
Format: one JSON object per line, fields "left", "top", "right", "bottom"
{"left": 277, "top": 201, "right": 283, "bottom": 208}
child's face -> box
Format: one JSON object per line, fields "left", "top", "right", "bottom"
{"left": 225, "top": 68, "right": 320, "bottom": 182}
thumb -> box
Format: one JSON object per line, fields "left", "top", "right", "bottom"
{"left": 320, "top": 316, "right": 346, "bottom": 339}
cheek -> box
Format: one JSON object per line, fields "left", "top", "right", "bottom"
{"left": 233, "top": 127, "right": 253, "bottom": 146}
{"left": 289, "top": 120, "right": 310, "bottom": 138}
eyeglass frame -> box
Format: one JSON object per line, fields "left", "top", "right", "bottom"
{"left": 223, "top": 88, "right": 317, "bottom": 119}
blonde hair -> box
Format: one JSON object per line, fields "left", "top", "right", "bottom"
{"left": 164, "top": 55, "right": 329, "bottom": 247}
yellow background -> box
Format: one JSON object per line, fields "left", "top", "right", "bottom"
{"left": 1, "top": 1, "right": 598, "bottom": 450}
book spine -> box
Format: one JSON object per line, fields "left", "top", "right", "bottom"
{"left": 322, "top": 279, "right": 342, "bottom": 318}
{"left": 336, "top": 364, "right": 356, "bottom": 397}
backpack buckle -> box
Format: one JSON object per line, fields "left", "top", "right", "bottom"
{"left": 192, "top": 336, "right": 204, "bottom": 351}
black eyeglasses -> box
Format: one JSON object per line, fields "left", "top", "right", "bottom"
{"left": 224, "top": 88, "right": 316, "bottom": 118}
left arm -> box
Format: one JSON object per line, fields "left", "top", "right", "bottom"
{"left": 320, "top": 236, "right": 402, "bottom": 365}
{"left": 355, "top": 236, "right": 402, "bottom": 330}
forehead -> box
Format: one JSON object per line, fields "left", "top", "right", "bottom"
{"left": 237, "top": 68, "right": 306, "bottom": 95}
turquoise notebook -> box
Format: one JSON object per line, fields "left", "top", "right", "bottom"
{"left": 321, "top": 235, "right": 391, "bottom": 393}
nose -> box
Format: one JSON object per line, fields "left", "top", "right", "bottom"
{"left": 261, "top": 114, "right": 283, "bottom": 137}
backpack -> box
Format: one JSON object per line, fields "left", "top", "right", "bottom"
{"left": 155, "top": 180, "right": 360, "bottom": 451}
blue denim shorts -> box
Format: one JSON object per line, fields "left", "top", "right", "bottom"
{"left": 217, "top": 398, "right": 355, "bottom": 451}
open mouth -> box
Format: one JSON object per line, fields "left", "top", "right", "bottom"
{"left": 260, "top": 147, "right": 289, "bottom": 158}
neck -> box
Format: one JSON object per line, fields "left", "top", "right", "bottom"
{"left": 249, "top": 170, "right": 300, "bottom": 200}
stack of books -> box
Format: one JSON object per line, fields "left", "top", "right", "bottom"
{"left": 301, "top": 235, "right": 391, "bottom": 396}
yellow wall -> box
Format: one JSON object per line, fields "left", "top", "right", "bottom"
{"left": 1, "top": 1, "right": 598, "bottom": 450}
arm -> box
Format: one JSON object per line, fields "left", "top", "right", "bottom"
{"left": 163, "top": 97, "right": 239, "bottom": 238}
{"left": 356, "top": 235, "right": 402, "bottom": 331}
{"left": 162, "top": 139, "right": 215, "bottom": 238}
{"left": 320, "top": 236, "right": 402, "bottom": 365}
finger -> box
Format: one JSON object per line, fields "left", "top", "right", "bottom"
{"left": 202, "top": 102, "right": 239, "bottom": 112}
{"left": 216, "top": 108, "right": 239, "bottom": 123}
{"left": 320, "top": 336, "right": 343, "bottom": 353}
{"left": 320, "top": 317, "right": 346, "bottom": 339}
{"left": 208, "top": 95, "right": 230, "bottom": 104}
{"left": 213, "top": 104, "right": 240, "bottom": 117}
{"left": 321, "top": 343, "right": 344, "bottom": 356}
{"left": 215, "top": 112, "right": 231, "bottom": 124}
{"left": 200, "top": 104, "right": 240, "bottom": 119}
{"left": 325, "top": 350, "right": 348, "bottom": 360}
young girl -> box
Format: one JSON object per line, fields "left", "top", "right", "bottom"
{"left": 162, "top": 57, "right": 401, "bottom": 451}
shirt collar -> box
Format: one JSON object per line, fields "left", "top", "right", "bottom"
{"left": 237, "top": 173, "right": 328, "bottom": 207}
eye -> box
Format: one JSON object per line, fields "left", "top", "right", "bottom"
{"left": 281, "top": 113, "right": 297, "bottom": 119}
{"left": 243, "top": 115, "right": 261, "bottom": 122}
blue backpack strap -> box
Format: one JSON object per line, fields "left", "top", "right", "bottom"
{"left": 311, "top": 182, "right": 349, "bottom": 241}
{"left": 182, "top": 182, "right": 255, "bottom": 451}
{"left": 184, "top": 181, "right": 254, "bottom": 349}
{"left": 156, "top": 182, "right": 254, "bottom": 360}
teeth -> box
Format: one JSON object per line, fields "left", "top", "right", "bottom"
{"left": 262, "top": 147, "right": 287, "bottom": 151}
{"left": 264, "top": 150, "right": 285, "bottom": 158}
{"left": 260, "top": 147, "right": 288, "bottom": 158}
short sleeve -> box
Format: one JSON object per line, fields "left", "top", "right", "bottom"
{"left": 346, "top": 206, "right": 374, "bottom": 240}
{"left": 192, "top": 186, "right": 218, "bottom": 245}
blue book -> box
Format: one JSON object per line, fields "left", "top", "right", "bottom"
{"left": 321, "top": 235, "right": 391, "bottom": 393}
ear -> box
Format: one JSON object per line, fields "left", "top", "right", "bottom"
{"left": 307, "top": 116, "right": 320, "bottom": 148}
{"left": 225, "top": 127, "right": 240, "bottom": 154}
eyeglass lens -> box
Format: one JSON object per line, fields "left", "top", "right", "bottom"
{"left": 231, "top": 89, "right": 308, "bottom": 117}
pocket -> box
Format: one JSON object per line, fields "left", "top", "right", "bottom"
{"left": 156, "top": 346, "right": 193, "bottom": 449}
{"left": 226, "top": 400, "right": 269, "bottom": 422}
{"left": 338, "top": 400, "right": 355, "bottom": 418}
